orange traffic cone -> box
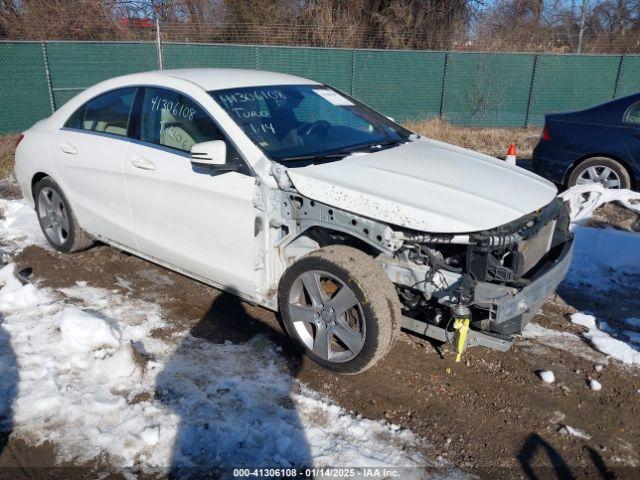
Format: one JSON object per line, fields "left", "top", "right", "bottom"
{"left": 505, "top": 143, "right": 517, "bottom": 166}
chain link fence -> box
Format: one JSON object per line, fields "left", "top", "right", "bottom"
{"left": 1, "top": 40, "right": 640, "bottom": 134}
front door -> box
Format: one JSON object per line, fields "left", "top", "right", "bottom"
{"left": 123, "top": 87, "right": 257, "bottom": 297}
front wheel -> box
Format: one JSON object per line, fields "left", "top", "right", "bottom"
{"left": 278, "top": 245, "right": 401, "bottom": 374}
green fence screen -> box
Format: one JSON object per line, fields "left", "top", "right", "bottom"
{"left": 442, "top": 52, "right": 535, "bottom": 127}
{"left": 0, "top": 42, "right": 51, "bottom": 133}
{"left": 353, "top": 50, "right": 446, "bottom": 122}
{"left": 1, "top": 40, "right": 640, "bottom": 134}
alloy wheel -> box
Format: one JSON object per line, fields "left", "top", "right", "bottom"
{"left": 37, "top": 187, "right": 70, "bottom": 246}
{"left": 576, "top": 165, "right": 621, "bottom": 189}
{"left": 287, "top": 270, "right": 365, "bottom": 363}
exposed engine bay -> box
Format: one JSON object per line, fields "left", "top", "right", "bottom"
{"left": 393, "top": 197, "right": 572, "bottom": 336}
{"left": 277, "top": 188, "right": 574, "bottom": 351}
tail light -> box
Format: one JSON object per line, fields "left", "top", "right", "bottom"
{"left": 15, "top": 133, "right": 24, "bottom": 148}
{"left": 541, "top": 124, "right": 551, "bottom": 142}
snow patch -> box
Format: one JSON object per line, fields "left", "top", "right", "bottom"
{"left": 572, "top": 312, "right": 597, "bottom": 329}
{"left": 559, "top": 425, "right": 591, "bottom": 440}
{"left": 0, "top": 263, "right": 48, "bottom": 312}
{"left": 59, "top": 306, "right": 123, "bottom": 352}
{"left": 1, "top": 281, "right": 167, "bottom": 467}
{"left": 571, "top": 313, "right": 640, "bottom": 366}
{"left": 625, "top": 317, "right": 640, "bottom": 328}
{"left": 589, "top": 379, "right": 602, "bottom": 391}
{"left": 568, "top": 226, "right": 640, "bottom": 282}
{"left": 0, "top": 199, "right": 49, "bottom": 250}
{"left": 538, "top": 370, "right": 555, "bottom": 384}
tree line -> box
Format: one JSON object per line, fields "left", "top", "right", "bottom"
{"left": 1, "top": 0, "right": 638, "bottom": 53}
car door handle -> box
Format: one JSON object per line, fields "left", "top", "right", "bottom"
{"left": 633, "top": 133, "right": 640, "bottom": 139}
{"left": 59, "top": 142, "right": 77, "bottom": 155}
{"left": 131, "top": 156, "right": 155, "bottom": 171}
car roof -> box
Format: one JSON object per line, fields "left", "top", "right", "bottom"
{"left": 119, "top": 68, "right": 321, "bottom": 91}
{"left": 44, "top": 68, "right": 324, "bottom": 130}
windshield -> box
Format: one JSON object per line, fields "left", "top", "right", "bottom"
{"left": 209, "top": 85, "right": 411, "bottom": 163}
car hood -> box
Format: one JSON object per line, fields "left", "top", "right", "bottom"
{"left": 286, "top": 137, "right": 558, "bottom": 233}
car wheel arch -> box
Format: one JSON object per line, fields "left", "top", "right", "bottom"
{"left": 31, "top": 172, "right": 52, "bottom": 197}
{"left": 564, "top": 154, "right": 635, "bottom": 189}
{"left": 284, "top": 226, "right": 385, "bottom": 260}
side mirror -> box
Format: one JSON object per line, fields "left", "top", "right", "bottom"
{"left": 190, "top": 140, "right": 227, "bottom": 166}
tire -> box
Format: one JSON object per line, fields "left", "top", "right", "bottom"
{"left": 278, "top": 245, "right": 401, "bottom": 374}
{"left": 567, "top": 157, "right": 631, "bottom": 190}
{"left": 33, "top": 177, "right": 93, "bottom": 253}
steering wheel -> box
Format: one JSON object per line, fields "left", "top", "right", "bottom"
{"left": 300, "top": 120, "right": 331, "bottom": 137}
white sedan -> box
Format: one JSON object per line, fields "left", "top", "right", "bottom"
{"left": 15, "top": 68, "right": 574, "bottom": 373}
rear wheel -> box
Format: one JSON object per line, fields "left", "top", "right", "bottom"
{"left": 278, "top": 245, "right": 401, "bottom": 374}
{"left": 34, "top": 177, "right": 93, "bottom": 253}
{"left": 568, "top": 157, "right": 631, "bottom": 189}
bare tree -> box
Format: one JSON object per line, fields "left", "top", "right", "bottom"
{"left": 0, "top": 0, "right": 638, "bottom": 52}
{"left": 475, "top": 0, "right": 640, "bottom": 52}
{"left": 373, "top": 0, "right": 472, "bottom": 50}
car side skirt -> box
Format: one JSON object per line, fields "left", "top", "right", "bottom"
{"left": 86, "top": 231, "right": 275, "bottom": 311}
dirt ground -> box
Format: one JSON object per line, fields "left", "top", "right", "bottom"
{"left": 0, "top": 135, "right": 20, "bottom": 181}
{"left": 0, "top": 238, "right": 638, "bottom": 479}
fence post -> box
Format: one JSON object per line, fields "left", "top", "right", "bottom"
{"left": 155, "top": 18, "right": 164, "bottom": 70}
{"left": 439, "top": 52, "right": 449, "bottom": 119}
{"left": 41, "top": 42, "right": 56, "bottom": 113}
{"left": 350, "top": 49, "right": 356, "bottom": 96}
{"left": 612, "top": 55, "right": 624, "bottom": 99}
{"left": 524, "top": 54, "right": 539, "bottom": 128}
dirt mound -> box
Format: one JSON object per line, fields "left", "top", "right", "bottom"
{"left": 586, "top": 201, "right": 640, "bottom": 232}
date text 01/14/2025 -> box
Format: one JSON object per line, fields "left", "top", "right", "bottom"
{"left": 232, "top": 467, "right": 404, "bottom": 478}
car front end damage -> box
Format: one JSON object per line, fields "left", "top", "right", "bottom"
{"left": 385, "top": 196, "right": 574, "bottom": 356}
{"left": 277, "top": 188, "right": 574, "bottom": 357}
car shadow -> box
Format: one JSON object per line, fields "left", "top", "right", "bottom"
{"left": 517, "top": 433, "right": 575, "bottom": 480}
{"left": 154, "top": 292, "right": 312, "bottom": 477}
{"left": 517, "top": 433, "right": 616, "bottom": 480}
{"left": 0, "top": 314, "right": 17, "bottom": 458}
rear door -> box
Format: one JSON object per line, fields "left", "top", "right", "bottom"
{"left": 123, "top": 86, "right": 257, "bottom": 297}
{"left": 621, "top": 100, "right": 640, "bottom": 165}
{"left": 50, "top": 87, "right": 138, "bottom": 248}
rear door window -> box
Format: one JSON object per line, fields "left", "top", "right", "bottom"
{"left": 65, "top": 88, "right": 136, "bottom": 137}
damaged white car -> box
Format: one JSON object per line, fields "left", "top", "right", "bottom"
{"left": 14, "top": 68, "right": 574, "bottom": 373}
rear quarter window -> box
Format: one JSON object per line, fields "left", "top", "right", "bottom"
{"left": 623, "top": 101, "right": 640, "bottom": 125}
{"left": 64, "top": 88, "right": 137, "bottom": 137}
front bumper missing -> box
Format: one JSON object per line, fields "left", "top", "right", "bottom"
{"left": 401, "top": 238, "right": 574, "bottom": 352}
{"left": 474, "top": 238, "right": 574, "bottom": 334}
